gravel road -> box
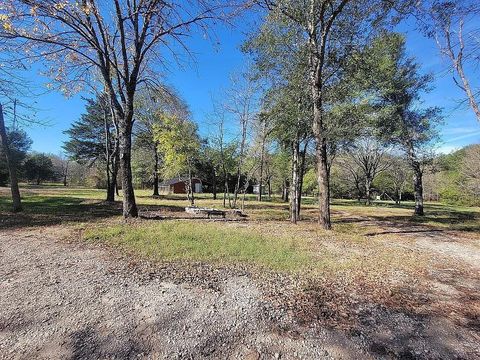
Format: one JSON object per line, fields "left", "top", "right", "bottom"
{"left": 0, "top": 226, "right": 366, "bottom": 360}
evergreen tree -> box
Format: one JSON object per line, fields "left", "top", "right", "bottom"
{"left": 24, "top": 153, "right": 55, "bottom": 185}
{"left": 64, "top": 96, "right": 119, "bottom": 202}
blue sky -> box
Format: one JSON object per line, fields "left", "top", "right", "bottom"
{"left": 11, "top": 14, "right": 480, "bottom": 155}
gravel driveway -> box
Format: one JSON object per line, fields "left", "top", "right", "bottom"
{"left": 0, "top": 226, "right": 366, "bottom": 360}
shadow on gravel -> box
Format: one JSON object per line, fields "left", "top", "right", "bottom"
{"left": 293, "top": 271, "right": 480, "bottom": 360}
{"left": 70, "top": 326, "right": 148, "bottom": 359}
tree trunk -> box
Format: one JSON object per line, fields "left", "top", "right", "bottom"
{"left": 233, "top": 118, "right": 247, "bottom": 208}
{"left": 212, "top": 169, "right": 217, "bottom": 200}
{"left": 290, "top": 141, "right": 300, "bottom": 224}
{"left": 188, "top": 167, "right": 195, "bottom": 206}
{"left": 118, "top": 116, "right": 138, "bottom": 217}
{"left": 107, "top": 154, "right": 118, "bottom": 203}
{"left": 312, "top": 80, "right": 331, "bottom": 229}
{"left": 267, "top": 178, "right": 272, "bottom": 199}
{"left": 223, "top": 178, "right": 227, "bottom": 207}
{"left": 451, "top": 35, "right": 480, "bottom": 122}
{"left": 297, "top": 142, "right": 308, "bottom": 217}
{"left": 365, "top": 178, "right": 372, "bottom": 206}
{"left": 105, "top": 158, "right": 114, "bottom": 202}
{"left": 106, "top": 177, "right": 115, "bottom": 202}
{"left": 283, "top": 179, "right": 289, "bottom": 202}
{"left": 223, "top": 171, "right": 231, "bottom": 208}
{"left": 233, "top": 171, "right": 241, "bottom": 208}
{"left": 412, "top": 162, "right": 424, "bottom": 216}
{"left": 258, "top": 131, "right": 265, "bottom": 202}
{"left": 0, "top": 103, "right": 22, "bottom": 212}
{"left": 315, "top": 139, "right": 331, "bottom": 229}
{"left": 63, "top": 161, "right": 68, "bottom": 186}
{"left": 153, "top": 143, "right": 159, "bottom": 197}
{"left": 241, "top": 183, "right": 248, "bottom": 212}
{"left": 105, "top": 106, "right": 115, "bottom": 203}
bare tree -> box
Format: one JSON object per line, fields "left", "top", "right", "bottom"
{"left": 1, "top": 0, "right": 237, "bottom": 217}
{"left": 223, "top": 72, "right": 259, "bottom": 208}
{"left": 50, "top": 153, "right": 70, "bottom": 186}
{"left": 252, "top": 112, "right": 274, "bottom": 201}
{"left": 347, "top": 136, "right": 390, "bottom": 205}
{"left": 423, "top": 1, "right": 480, "bottom": 122}
{"left": 460, "top": 144, "right": 480, "bottom": 199}
{"left": 388, "top": 155, "right": 410, "bottom": 204}
{"left": 336, "top": 154, "right": 365, "bottom": 202}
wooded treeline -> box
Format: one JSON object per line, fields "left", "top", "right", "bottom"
{"left": 1, "top": 0, "right": 479, "bottom": 225}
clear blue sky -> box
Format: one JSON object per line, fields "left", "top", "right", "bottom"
{"left": 14, "top": 15, "right": 480, "bottom": 155}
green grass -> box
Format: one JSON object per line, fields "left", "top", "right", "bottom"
{"left": 332, "top": 199, "right": 480, "bottom": 232}
{"left": 1, "top": 185, "right": 479, "bottom": 231}
{"left": 84, "top": 221, "right": 312, "bottom": 271}
{"left": 2, "top": 184, "right": 471, "bottom": 278}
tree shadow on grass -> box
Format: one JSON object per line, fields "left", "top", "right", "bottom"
{"left": 0, "top": 196, "right": 121, "bottom": 230}
{"left": 332, "top": 203, "right": 480, "bottom": 233}
{"left": 369, "top": 212, "right": 480, "bottom": 232}
{"left": 0, "top": 196, "right": 187, "bottom": 230}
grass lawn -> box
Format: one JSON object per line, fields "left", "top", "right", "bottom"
{"left": 1, "top": 185, "right": 479, "bottom": 270}
{"left": 84, "top": 221, "right": 312, "bottom": 271}
{"left": 3, "top": 184, "right": 477, "bottom": 275}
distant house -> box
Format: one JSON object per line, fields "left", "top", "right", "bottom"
{"left": 158, "top": 177, "right": 203, "bottom": 195}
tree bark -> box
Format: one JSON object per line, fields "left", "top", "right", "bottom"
{"left": 311, "top": 62, "right": 331, "bottom": 229}
{"left": 212, "top": 169, "right": 217, "bottom": 200}
{"left": 0, "top": 103, "right": 22, "bottom": 212}
{"left": 315, "top": 139, "right": 331, "bottom": 229}
{"left": 267, "top": 178, "right": 272, "bottom": 199}
{"left": 365, "top": 178, "right": 372, "bottom": 206}
{"left": 282, "top": 179, "right": 289, "bottom": 202}
{"left": 106, "top": 176, "right": 115, "bottom": 202}
{"left": 412, "top": 162, "right": 424, "bottom": 216}
{"left": 63, "top": 170, "right": 67, "bottom": 186}
{"left": 118, "top": 115, "right": 138, "bottom": 217}
{"left": 233, "top": 116, "right": 248, "bottom": 208}
{"left": 188, "top": 166, "right": 195, "bottom": 206}
{"left": 105, "top": 109, "right": 115, "bottom": 203}
{"left": 63, "top": 161, "right": 68, "bottom": 186}
{"left": 290, "top": 141, "right": 300, "bottom": 224}
{"left": 153, "top": 143, "right": 159, "bottom": 197}
{"left": 297, "top": 142, "right": 308, "bottom": 217}
{"left": 257, "top": 121, "right": 266, "bottom": 202}
{"left": 444, "top": 21, "right": 480, "bottom": 123}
